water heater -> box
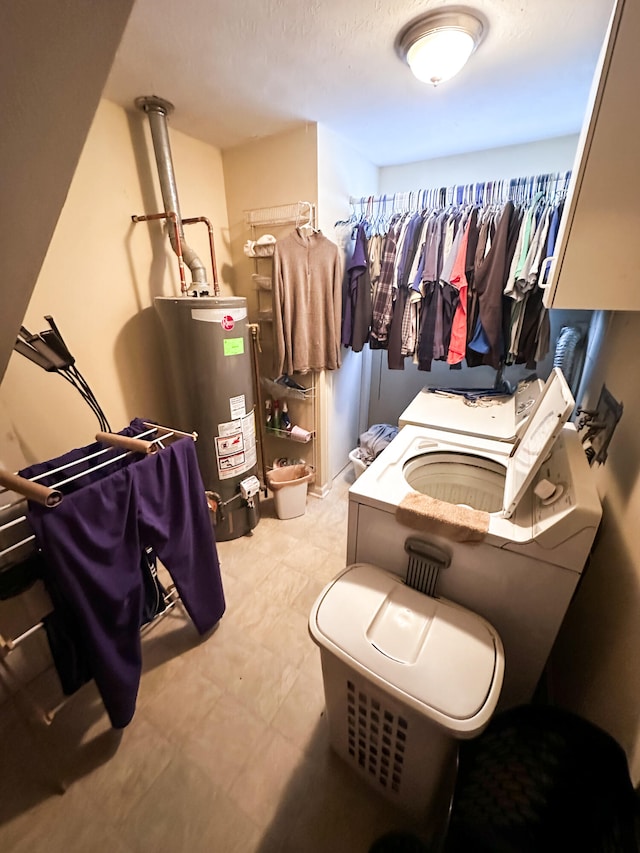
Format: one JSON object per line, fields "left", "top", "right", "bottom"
{"left": 155, "top": 295, "right": 259, "bottom": 541}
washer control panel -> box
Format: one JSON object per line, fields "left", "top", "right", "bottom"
{"left": 533, "top": 437, "right": 574, "bottom": 528}
{"left": 531, "top": 427, "right": 601, "bottom": 559}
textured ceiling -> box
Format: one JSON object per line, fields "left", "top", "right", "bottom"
{"left": 104, "top": 0, "right": 615, "bottom": 166}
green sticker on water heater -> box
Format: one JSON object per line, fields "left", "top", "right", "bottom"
{"left": 224, "top": 338, "right": 244, "bottom": 356}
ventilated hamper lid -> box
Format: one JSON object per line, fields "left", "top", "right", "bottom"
{"left": 310, "top": 563, "right": 504, "bottom": 737}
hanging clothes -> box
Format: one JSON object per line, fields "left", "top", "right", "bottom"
{"left": 401, "top": 212, "right": 435, "bottom": 359}
{"left": 370, "top": 219, "right": 401, "bottom": 348}
{"left": 467, "top": 201, "right": 515, "bottom": 369}
{"left": 386, "top": 212, "right": 420, "bottom": 368}
{"left": 343, "top": 171, "right": 570, "bottom": 373}
{"left": 22, "top": 426, "right": 225, "bottom": 729}
{"left": 342, "top": 223, "right": 372, "bottom": 352}
{"left": 447, "top": 212, "right": 474, "bottom": 365}
{"left": 273, "top": 229, "right": 342, "bottom": 374}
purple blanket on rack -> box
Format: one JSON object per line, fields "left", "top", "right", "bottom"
{"left": 21, "top": 425, "right": 225, "bottom": 728}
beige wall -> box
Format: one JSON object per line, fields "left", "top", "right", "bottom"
{"left": 222, "top": 124, "right": 318, "bottom": 316}
{"left": 1, "top": 98, "right": 232, "bottom": 465}
{"left": 552, "top": 310, "right": 640, "bottom": 782}
{"left": 1, "top": 0, "right": 134, "bottom": 384}
{"left": 222, "top": 125, "right": 322, "bottom": 485}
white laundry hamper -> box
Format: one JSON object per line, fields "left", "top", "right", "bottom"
{"left": 348, "top": 448, "right": 367, "bottom": 479}
{"left": 309, "top": 563, "right": 504, "bottom": 822}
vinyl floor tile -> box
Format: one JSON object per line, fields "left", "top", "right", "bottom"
{"left": 0, "top": 470, "right": 418, "bottom": 853}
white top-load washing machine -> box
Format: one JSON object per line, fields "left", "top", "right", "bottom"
{"left": 398, "top": 376, "right": 544, "bottom": 443}
{"left": 347, "top": 369, "right": 602, "bottom": 709}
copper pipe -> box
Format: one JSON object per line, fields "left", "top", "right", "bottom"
{"left": 136, "top": 96, "right": 208, "bottom": 290}
{"left": 183, "top": 216, "right": 219, "bottom": 295}
{"left": 132, "top": 211, "right": 187, "bottom": 293}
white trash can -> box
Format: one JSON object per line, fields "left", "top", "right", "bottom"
{"left": 309, "top": 563, "right": 504, "bottom": 822}
{"left": 267, "top": 463, "right": 314, "bottom": 519}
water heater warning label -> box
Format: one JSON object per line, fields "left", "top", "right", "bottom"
{"left": 215, "top": 410, "right": 257, "bottom": 480}
{"left": 229, "top": 395, "right": 246, "bottom": 419}
{"left": 216, "top": 432, "right": 244, "bottom": 455}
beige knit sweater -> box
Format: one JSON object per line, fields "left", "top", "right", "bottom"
{"left": 272, "top": 230, "right": 343, "bottom": 374}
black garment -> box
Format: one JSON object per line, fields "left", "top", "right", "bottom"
{"left": 139, "top": 547, "right": 168, "bottom": 626}
{"left": 417, "top": 281, "right": 440, "bottom": 372}
{"left": 387, "top": 286, "right": 408, "bottom": 370}
{"left": 42, "top": 609, "right": 92, "bottom": 696}
{"left": 497, "top": 206, "right": 524, "bottom": 369}
{"left": 468, "top": 202, "right": 515, "bottom": 369}
{"left": 0, "top": 553, "right": 41, "bottom": 600}
{"left": 515, "top": 286, "right": 545, "bottom": 369}
{"left": 342, "top": 224, "right": 372, "bottom": 352}
{"left": 351, "top": 253, "right": 372, "bottom": 354}
{"left": 464, "top": 209, "right": 480, "bottom": 353}
{"left": 439, "top": 282, "right": 461, "bottom": 360}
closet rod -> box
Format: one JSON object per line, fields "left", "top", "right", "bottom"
{"left": 348, "top": 170, "right": 572, "bottom": 211}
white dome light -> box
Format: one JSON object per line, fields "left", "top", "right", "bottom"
{"left": 397, "top": 10, "right": 485, "bottom": 87}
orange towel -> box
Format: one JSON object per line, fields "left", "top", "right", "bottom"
{"left": 396, "top": 492, "right": 489, "bottom": 542}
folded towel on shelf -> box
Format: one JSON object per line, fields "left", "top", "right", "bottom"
{"left": 396, "top": 492, "right": 489, "bottom": 542}
{"left": 243, "top": 234, "right": 277, "bottom": 257}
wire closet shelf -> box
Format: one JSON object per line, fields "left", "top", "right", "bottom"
{"left": 245, "top": 200, "right": 317, "bottom": 228}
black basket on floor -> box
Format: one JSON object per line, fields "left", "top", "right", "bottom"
{"left": 444, "top": 704, "right": 640, "bottom": 853}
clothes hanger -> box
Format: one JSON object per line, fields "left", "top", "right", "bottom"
{"left": 296, "top": 200, "right": 316, "bottom": 235}
{"left": 372, "top": 196, "right": 386, "bottom": 236}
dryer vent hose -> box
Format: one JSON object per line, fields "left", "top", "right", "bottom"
{"left": 554, "top": 325, "right": 584, "bottom": 393}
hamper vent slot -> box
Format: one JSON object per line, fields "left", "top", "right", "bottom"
{"left": 345, "top": 679, "right": 408, "bottom": 795}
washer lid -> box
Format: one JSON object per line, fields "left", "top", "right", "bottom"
{"left": 310, "top": 563, "right": 503, "bottom": 736}
{"left": 502, "top": 368, "right": 574, "bottom": 518}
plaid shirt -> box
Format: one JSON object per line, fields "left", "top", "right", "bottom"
{"left": 370, "top": 221, "right": 400, "bottom": 346}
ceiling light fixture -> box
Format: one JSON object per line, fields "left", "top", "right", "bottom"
{"left": 396, "top": 8, "right": 485, "bottom": 86}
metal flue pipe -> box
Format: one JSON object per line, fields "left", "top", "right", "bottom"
{"left": 135, "top": 95, "right": 208, "bottom": 291}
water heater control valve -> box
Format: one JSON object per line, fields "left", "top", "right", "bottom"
{"left": 240, "top": 476, "right": 261, "bottom": 502}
